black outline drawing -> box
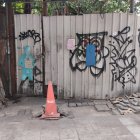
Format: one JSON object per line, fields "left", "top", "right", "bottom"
{"left": 19, "top": 30, "right": 41, "bottom": 45}
{"left": 110, "top": 26, "right": 137, "bottom": 90}
{"left": 69, "top": 32, "right": 109, "bottom": 77}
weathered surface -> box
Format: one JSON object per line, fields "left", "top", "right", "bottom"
{"left": 111, "top": 93, "right": 140, "bottom": 115}
{"left": 0, "top": 97, "right": 140, "bottom": 139}
{"left": 0, "top": 77, "right": 8, "bottom": 109}
{"left": 42, "top": 13, "right": 140, "bottom": 99}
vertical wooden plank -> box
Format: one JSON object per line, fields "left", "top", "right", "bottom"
{"left": 9, "top": 5, "right": 16, "bottom": 96}
{"left": 70, "top": 16, "right": 76, "bottom": 97}
{"left": 56, "top": 16, "right": 64, "bottom": 98}
{"left": 88, "top": 14, "right": 97, "bottom": 99}
{"left": 103, "top": 13, "right": 113, "bottom": 98}
{"left": 50, "top": 16, "right": 57, "bottom": 85}
{"left": 75, "top": 15, "right": 83, "bottom": 98}
{"left": 44, "top": 16, "right": 51, "bottom": 84}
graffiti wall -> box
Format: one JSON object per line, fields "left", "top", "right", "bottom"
{"left": 15, "top": 14, "right": 140, "bottom": 98}
{"left": 110, "top": 26, "right": 137, "bottom": 90}
{"left": 43, "top": 13, "right": 140, "bottom": 99}
{"left": 69, "top": 32, "right": 109, "bottom": 77}
{"left": 14, "top": 15, "right": 43, "bottom": 96}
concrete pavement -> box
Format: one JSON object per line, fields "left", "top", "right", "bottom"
{"left": 0, "top": 97, "right": 140, "bottom": 140}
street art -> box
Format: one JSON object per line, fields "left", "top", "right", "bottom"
{"left": 19, "top": 30, "right": 41, "bottom": 45}
{"left": 109, "top": 26, "right": 137, "bottom": 90}
{"left": 34, "top": 66, "right": 42, "bottom": 76}
{"left": 69, "top": 32, "right": 109, "bottom": 77}
{"left": 18, "top": 45, "right": 35, "bottom": 81}
{"left": 33, "top": 65, "right": 43, "bottom": 94}
{"left": 18, "top": 30, "right": 43, "bottom": 95}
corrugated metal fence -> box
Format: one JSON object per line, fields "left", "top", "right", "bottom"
{"left": 15, "top": 13, "right": 140, "bottom": 99}
{"left": 14, "top": 14, "right": 43, "bottom": 96}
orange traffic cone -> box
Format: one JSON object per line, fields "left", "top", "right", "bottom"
{"left": 41, "top": 81, "right": 60, "bottom": 119}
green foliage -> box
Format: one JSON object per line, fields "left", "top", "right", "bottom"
{"left": 0, "top": 0, "right": 140, "bottom": 15}
{"left": 102, "top": 0, "right": 130, "bottom": 13}
{"left": 65, "top": 0, "right": 130, "bottom": 14}
{"left": 12, "top": 1, "right": 42, "bottom": 14}
{"left": 136, "top": 2, "right": 140, "bottom": 13}
{"left": 31, "top": 1, "right": 42, "bottom": 14}
{"left": 47, "top": 2, "right": 62, "bottom": 16}
{"left": 12, "top": 2, "right": 25, "bottom": 14}
{"left": 66, "top": 0, "right": 96, "bottom": 14}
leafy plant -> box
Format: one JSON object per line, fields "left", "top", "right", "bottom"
{"left": 47, "top": 2, "right": 63, "bottom": 16}
{"left": 135, "top": 2, "right": 140, "bottom": 13}
{"left": 1, "top": 0, "right": 140, "bottom": 15}
{"left": 12, "top": 2, "right": 25, "bottom": 14}
{"left": 65, "top": 0, "right": 130, "bottom": 14}
{"left": 32, "top": 1, "right": 42, "bottom": 14}
{"left": 102, "top": 0, "right": 129, "bottom": 13}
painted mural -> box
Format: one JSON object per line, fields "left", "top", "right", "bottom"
{"left": 18, "top": 30, "right": 43, "bottom": 95}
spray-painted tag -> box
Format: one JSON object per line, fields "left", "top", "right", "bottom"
{"left": 67, "top": 39, "right": 75, "bottom": 50}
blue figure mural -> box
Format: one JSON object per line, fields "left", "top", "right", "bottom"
{"left": 18, "top": 45, "right": 35, "bottom": 81}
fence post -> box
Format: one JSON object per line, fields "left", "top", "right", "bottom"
{"left": 6, "top": 2, "right": 17, "bottom": 97}
{"left": 43, "top": 0, "right": 48, "bottom": 16}
{"left": 130, "top": 0, "right": 135, "bottom": 13}
{"left": 42, "top": 0, "right": 47, "bottom": 96}
{"left": 24, "top": 0, "right": 31, "bottom": 14}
